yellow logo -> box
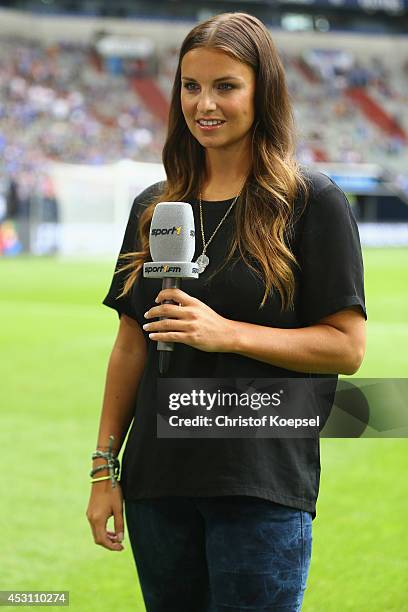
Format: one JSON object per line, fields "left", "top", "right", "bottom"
{"left": 176, "top": 226, "right": 181, "bottom": 235}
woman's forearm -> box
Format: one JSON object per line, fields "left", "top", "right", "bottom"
{"left": 227, "top": 320, "right": 362, "bottom": 375}
{"left": 93, "top": 342, "right": 147, "bottom": 472}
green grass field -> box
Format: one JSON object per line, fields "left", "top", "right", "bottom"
{"left": 0, "top": 249, "right": 407, "bottom": 611}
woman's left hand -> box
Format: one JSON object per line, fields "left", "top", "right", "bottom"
{"left": 143, "top": 288, "right": 235, "bottom": 353}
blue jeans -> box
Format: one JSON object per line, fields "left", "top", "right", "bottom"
{"left": 124, "top": 495, "right": 312, "bottom": 611}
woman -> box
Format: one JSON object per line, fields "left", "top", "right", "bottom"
{"left": 86, "top": 12, "right": 367, "bottom": 612}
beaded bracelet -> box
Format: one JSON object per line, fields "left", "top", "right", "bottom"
{"left": 90, "top": 435, "right": 120, "bottom": 488}
{"left": 90, "top": 463, "right": 114, "bottom": 476}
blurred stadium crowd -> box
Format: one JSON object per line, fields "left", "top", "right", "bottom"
{"left": 0, "top": 33, "right": 407, "bottom": 248}
{"left": 0, "top": 36, "right": 165, "bottom": 204}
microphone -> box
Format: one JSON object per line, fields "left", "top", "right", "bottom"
{"left": 143, "top": 202, "right": 199, "bottom": 375}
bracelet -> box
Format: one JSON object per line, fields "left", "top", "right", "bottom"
{"left": 90, "top": 463, "right": 113, "bottom": 477}
{"left": 89, "top": 458, "right": 120, "bottom": 481}
{"left": 90, "top": 475, "right": 120, "bottom": 484}
{"left": 90, "top": 434, "right": 120, "bottom": 488}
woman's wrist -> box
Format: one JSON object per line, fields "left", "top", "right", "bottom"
{"left": 90, "top": 434, "right": 121, "bottom": 486}
{"left": 223, "top": 319, "right": 243, "bottom": 353}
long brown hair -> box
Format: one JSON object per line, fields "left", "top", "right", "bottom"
{"left": 117, "top": 11, "right": 309, "bottom": 310}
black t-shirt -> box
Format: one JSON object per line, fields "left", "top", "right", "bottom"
{"left": 102, "top": 167, "right": 367, "bottom": 520}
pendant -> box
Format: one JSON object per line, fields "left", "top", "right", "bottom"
{"left": 196, "top": 253, "right": 209, "bottom": 273}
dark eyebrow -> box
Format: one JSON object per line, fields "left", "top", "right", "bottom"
{"left": 181, "top": 75, "right": 242, "bottom": 82}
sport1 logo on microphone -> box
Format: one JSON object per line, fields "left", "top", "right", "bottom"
{"left": 151, "top": 226, "right": 195, "bottom": 237}
{"left": 144, "top": 264, "right": 200, "bottom": 275}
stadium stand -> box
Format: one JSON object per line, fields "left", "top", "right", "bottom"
{"left": 1, "top": 36, "right": 407, "bottom": 185}
{"left": 0, "top": 6, "right": 407, "bottom": 254}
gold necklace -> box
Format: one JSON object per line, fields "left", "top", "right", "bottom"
{"left": 195, "top": 180, "right": 246, "bottom": 274}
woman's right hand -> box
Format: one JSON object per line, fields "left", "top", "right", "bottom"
{"left": 86, "top": 480, "right": 125, "bottom": 551}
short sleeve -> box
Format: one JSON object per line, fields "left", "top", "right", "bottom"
{"left": 102, "top": 181, "right": 164, "bottom": 321}
{"left": 298, "top": 184, "right": 367, "bottom": 326}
